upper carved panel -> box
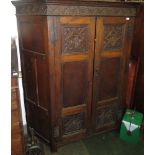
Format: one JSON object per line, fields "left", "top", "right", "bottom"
{"left": 62, "top": 25, "right": 89, "bottom": 54}
{"left": 103, "top": 24, "right": 124, "bottom": 51}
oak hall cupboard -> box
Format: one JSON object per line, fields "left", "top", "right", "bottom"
{"left": 12, "top": 0, "right": 141, "bottom": 150}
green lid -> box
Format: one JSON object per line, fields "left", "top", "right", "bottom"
{"left": 123, "top": 109, "right": 143, "bottom": 126}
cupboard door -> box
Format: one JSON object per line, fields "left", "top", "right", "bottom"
{"left": 93, "top": 17, "right": 134, "bottom": 132}
{"left": 54, "top": 17, "right": 95, "bottom": 141}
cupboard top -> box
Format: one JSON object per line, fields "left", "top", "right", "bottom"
{"left": 12, "top": 0, "right": 142, "bottom": 16}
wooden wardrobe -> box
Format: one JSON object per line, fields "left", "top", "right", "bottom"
{"left": 12, "top": 0, "right": 142, "bottom": 150}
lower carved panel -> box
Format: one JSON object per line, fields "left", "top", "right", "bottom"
{"left": 96, "top": 103, "right": 123, "bottom": 129}
{"left": 63, "top": 113, "right": 85, "bottom": 135}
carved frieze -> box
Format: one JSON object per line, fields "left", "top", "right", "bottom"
{"left": 15, "top": 4, "right": 136, "bottom": 16}
{"left": 47, "top": 5, "right": 136, "bottom": 16}
{"left": 62, "top": 25, "right": 89, "bottom": 54}
{"left": 16, "top": 4, "right": 47, "bottom": 15}
{"left": 63, "top": 113, "right": 84, "bottom": 135}
{"left": 103, "top": 24, "right": 124, "bottom": 51}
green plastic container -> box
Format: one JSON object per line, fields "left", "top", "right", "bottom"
{"left": 120, "top": 109, "right": 143, "bottom": 143}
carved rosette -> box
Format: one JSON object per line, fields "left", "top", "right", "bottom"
{"left": 63, "top": 113, "right": 85, "bottom": 135}
{"left": 103, "top": 24, "right": 125, "bottom": 51}
{"left": 62, "top": 25, "right": 89, "bottom": 54}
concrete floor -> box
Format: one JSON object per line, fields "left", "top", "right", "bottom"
{"left": 42, "top": 131, "right": 144, "bottom": 155}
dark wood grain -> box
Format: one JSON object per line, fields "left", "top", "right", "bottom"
{"left": 129, "top": 4, "right": 144, "bottom": 113}
{"left": 19, "top": 16, "right": 46, "bottom": 54}
{"left": 98, "top": 58, "right": 121, "bottom": 101}
{"left": 63, "top": 61, "right": 88, "bottom": 107}
{"left": 17, "top": 16, "right": 51, "bottom": 142}
{"left": 126, "top": 59, "right": 140, "bottom": 108}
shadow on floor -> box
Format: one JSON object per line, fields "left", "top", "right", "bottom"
{"left": 42, "top": 131, "right": 144, "bottom": 155}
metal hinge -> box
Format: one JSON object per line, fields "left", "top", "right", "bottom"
{"left": 51, "top": 22, "right": 57, "bottom": 43}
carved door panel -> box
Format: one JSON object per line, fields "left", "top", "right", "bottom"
{"left": 54, "top": 17, "right": 95, "bottom": 141}
{"left": 93, "top": 17, "right": 134, "bottom": 132}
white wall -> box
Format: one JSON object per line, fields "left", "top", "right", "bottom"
{"left": 11, "top": 4, "right": 27, "bottom": 126}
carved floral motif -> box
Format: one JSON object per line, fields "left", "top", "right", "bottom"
{"left": 63, "top": 113, "right": 84, "bottom": 135}
{"left": 16, "top": 4, "right": 47, "bottom": 15}
{"left": 103, "top": 24, "right": 124, "bottom": 51}
{"left": 47, "top": 5, "right": 136, "bottom": 16}
{"left": 62, "top": 25, "right": 89, "bottom": 54}
{"left": 96, "top": 103, "right": 123, "bottom": 129}
{"left": 15, "top": 4, "right": 136, "bottom": 16}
